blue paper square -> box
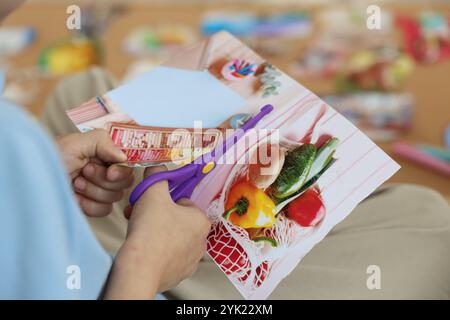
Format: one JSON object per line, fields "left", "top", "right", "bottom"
{"left": 106, "top": 66, "right": 246, "bottom": 128}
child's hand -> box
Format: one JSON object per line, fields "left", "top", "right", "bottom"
{"left": 57, "top": 129, "right": 134, "bottom": 217}
{"left": 104, "top": 166, "right": 211, "bottom": 298}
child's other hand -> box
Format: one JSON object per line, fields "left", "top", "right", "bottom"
{"left": 57, "top": 129, "right": 134, "bottom": 217}
{"left": 106, "top": 166, "right": 211, "bottom": 298}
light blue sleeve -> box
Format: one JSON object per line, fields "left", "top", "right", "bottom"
{"left": 0, "top": 100, "right": 112, "bottom": 299}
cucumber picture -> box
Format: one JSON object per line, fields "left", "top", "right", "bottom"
{"left": 271, "top": 138, "right": 339, "bottom": 214}
{"left": 270, "top": 144, "right": 316, "bottom": 199}
{"left": 306, "top": 137, "right": 339, "bottom": 181}
{"left": 273, "top": 158, "right": 336, "bottom": 214}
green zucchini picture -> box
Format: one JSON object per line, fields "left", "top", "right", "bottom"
{"left": 270, "top": 144, "right": 316, "bottom": 199}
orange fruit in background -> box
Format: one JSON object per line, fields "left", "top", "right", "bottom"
{"left": 40, "top": 38, "right": 101, "bottom": 75}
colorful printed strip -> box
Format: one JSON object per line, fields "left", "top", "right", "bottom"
{"left": 109, "top": 123, "right": 225, "bottom": 165}
{"left": 67, "top": 97, "right": 108, "bottom": 125}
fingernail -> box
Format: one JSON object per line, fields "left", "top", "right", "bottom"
{"left": 83, "top": 164, "right": 95, "bottom": 177}
{"left": 115, "top": 149, "right": 127, "bottom": 162}
{"left": 109, "top": 168, "right": 120, "bottom": 181}
{"left": 74, "top": 178, "right": 87, "bottom": 191}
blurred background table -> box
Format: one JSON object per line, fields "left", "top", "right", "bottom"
{"left": 2, "top": 0, "right": 449, "bottom": 201}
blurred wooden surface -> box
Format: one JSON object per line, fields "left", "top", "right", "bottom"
{"left": 3, "top": 1, "right": 449, "bottom": 201}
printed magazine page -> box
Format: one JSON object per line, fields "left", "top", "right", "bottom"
{"left": 66, "top": 31, "right": 400, "bottom": 299}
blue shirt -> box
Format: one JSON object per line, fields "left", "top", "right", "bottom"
{"left": 0, "top": 85, "right": 112, "bottom": 299}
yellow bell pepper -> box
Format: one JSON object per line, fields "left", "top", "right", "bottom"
{"left": 223, "top": 181, "right": 276, "bottom": 229}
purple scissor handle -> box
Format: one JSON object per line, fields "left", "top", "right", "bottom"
{"left": 129, "top": 104, "right": 273, "bottom": 206}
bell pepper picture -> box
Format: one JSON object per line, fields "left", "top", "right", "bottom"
{"left": 286, "top": 188, "right": 326, "bottom": 227}
{"left": 223, "top": 181, "right": 276, "bottom": 229}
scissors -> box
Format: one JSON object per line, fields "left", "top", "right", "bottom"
{"left": 129, "top": 104, "right": 274, "bottom": 205}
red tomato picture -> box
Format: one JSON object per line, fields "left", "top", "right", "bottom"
{"left": 286, "top": 188, "right": 326, "bottom": 227}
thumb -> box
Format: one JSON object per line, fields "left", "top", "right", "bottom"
{"left": 142, "top": 165, "right": 195, "bottom": 207}
{"left": 144, "top": 164, "right": 167, "bottom": 179}
{"left": 136, "top": 165, "right": 174, "bottom": 204}
{"left": 80, "top": 129, "right": 127, "bottom": 163}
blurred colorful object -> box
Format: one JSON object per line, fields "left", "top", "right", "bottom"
{"left": 317, "top": 7, "right": 394, "bottom": 33}
{"left": 38, "top": 37, "right": 101, "bottom": 75}
{"left": 323, "top": 92, "right": 414, "bottom": 141}
{"left": 290, "top": 33, "right": 396, "bottom": 80}
{"left": 292, "top": 8, "right": 396, "bottom": 79}
{"left": 201, "top": 11, "right": 312, "bottom": 38}
{"left": 335, "top": 47, "right": 414, "bottom": 92}
{"left": 221, "top": 59, "right": 257, "bottom": 80}
{"left": 38, "top": 3, "right": 124, "bottom": 75}
{"left": 123, "top": 25, "right": 197, "bottom": 56}
{"left": 290, "top": 45, "right": 345, "bottom": 79}
{"left": 397, "top": 12, "right": 450, "bottom": 63}
{"left": 418, "top": 144, "right": 450, "bottom": 162}
{"left": 1, "top": 67, "right": 43, "bottom": 108}
{"left": 393, "top": 141, "right": 450, "bottom": 178}
{"left": 0, "top": 27, "right": 35, "bottom": 56}
{"left": 445, "top": 124, "right": 450, "bottom": 149}
{"left": 201, "top": 11, "right": 311, "bottom": 57}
